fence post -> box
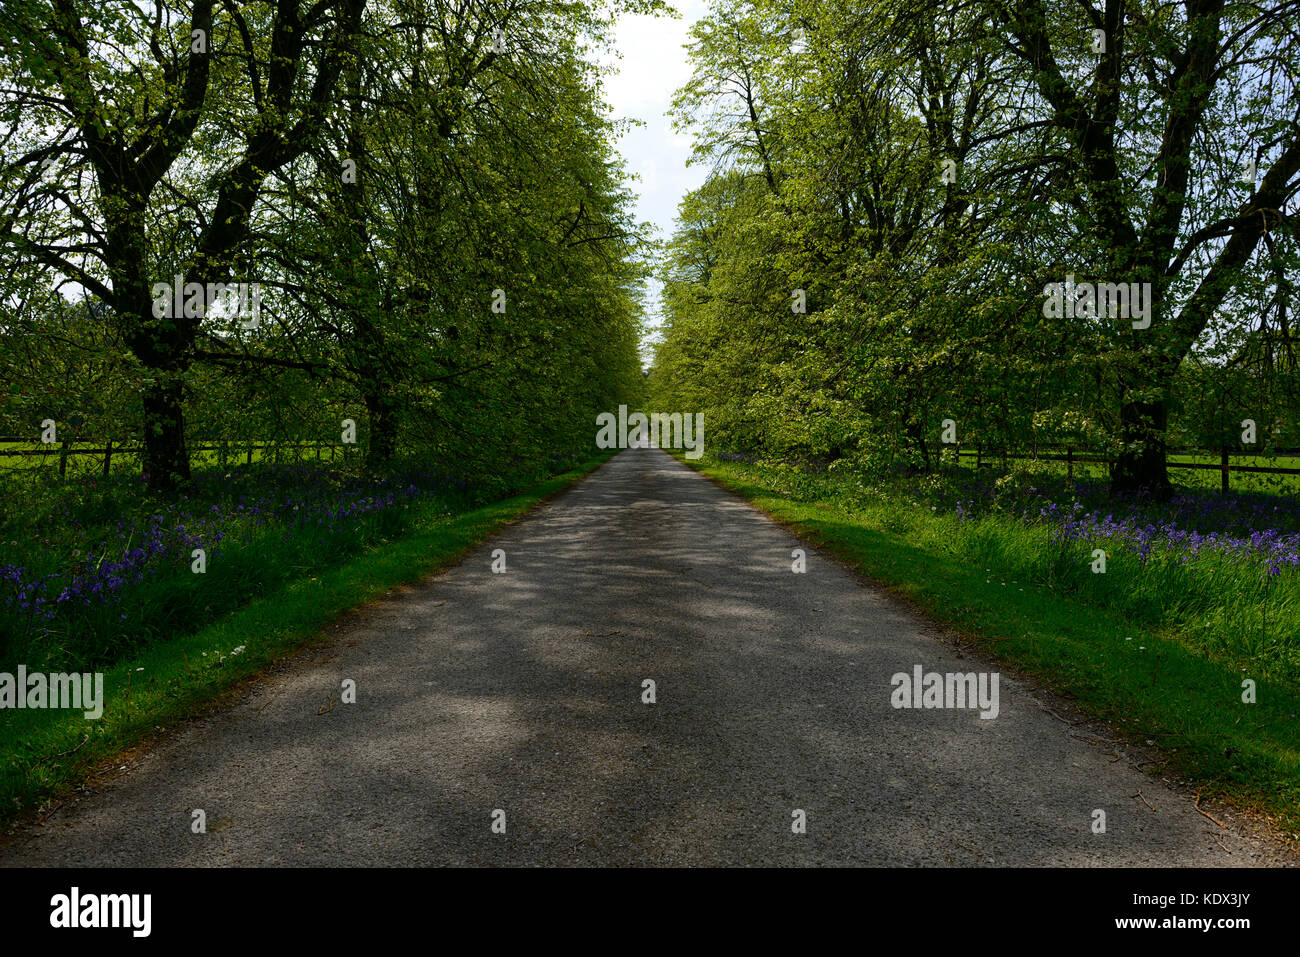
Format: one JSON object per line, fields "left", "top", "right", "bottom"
{"left": 975, "top": 444, "right": 982, "bottom": 469}
{"left": 58, "top": 439, "right": 70, "bottom": 477}
{"left": 103, "top": 439, "right": 112, "bottom": 477}
{"left": 246, "top": 444, "right": 253, "bottom": 465}
{"left": 1221, "top": 446, "right": 1230, "bottom": 494}
{"left": 1067, "top": 447, "right": 1074, "bottom": 483}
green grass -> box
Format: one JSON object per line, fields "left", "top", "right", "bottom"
{"left": 0, "top": 451, "right": 613, "bottom": 828}
{"left": 0, "top": 450, "right": 589, "bottom": 672}
{"left": 681, "top": 452, "right": 1300, "bottom": 838}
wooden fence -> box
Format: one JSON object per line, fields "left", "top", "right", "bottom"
{"left": 954, "top": 445, "right": 1300, "bottom": 493}
{"left": 0, "top": 439, "right": 352, "bottom": 477}
{"left": 5, "top": 438, "right": 1299, "bottom": 493}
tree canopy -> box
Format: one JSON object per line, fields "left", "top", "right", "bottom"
{"left": 650, "top": 0, "right": 1300, "bottom": 493}
{"left": 1, "top": 0, "right": 659, "bottom": 486}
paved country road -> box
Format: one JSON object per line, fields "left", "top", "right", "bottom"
{"left": 1, "top": 448, "right": 1292, "bottom": 866}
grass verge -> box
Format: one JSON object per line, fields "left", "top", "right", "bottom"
{"left": 680, "top": 453, "right": 1300, "bottom": 839}
{"left": 0, "top": 452, "right": 613, "bottom": 828}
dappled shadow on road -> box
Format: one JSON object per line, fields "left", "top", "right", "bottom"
{"left": 1, "top": 449, "right": 1263, "bottom": 866}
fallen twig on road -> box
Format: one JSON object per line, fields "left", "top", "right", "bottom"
{"left": 1195, "top": 789, "right": 1228, "bottom": 829}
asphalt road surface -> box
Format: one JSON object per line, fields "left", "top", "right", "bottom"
{"left": 1, "top": 448, "right": 1290, "bottom": 866}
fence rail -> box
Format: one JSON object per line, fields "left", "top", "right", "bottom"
{"left": 5, "top": 439, "right": 1299, "bottom": 493}
{"left": 954, "top": 445, "right": 1300, "bottom": 493}
{"left": 0, "top": 440, "right": 350, "bottom": 477}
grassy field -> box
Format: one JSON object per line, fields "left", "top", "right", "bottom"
{"left": 681, "top": 451, "right": 1300, "bottom": 838}
{"left": 0, "top": 451, "right": 613, "bottom": 828}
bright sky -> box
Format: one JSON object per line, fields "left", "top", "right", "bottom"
{"left": 600, "top": 0, "right": 711, "bottom": 361}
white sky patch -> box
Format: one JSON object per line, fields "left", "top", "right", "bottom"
{"left": 600, "top": 1, "right": 711, "bottom": 363}
{"left": 640, "top": 156, "right": 658, "bottom": 193}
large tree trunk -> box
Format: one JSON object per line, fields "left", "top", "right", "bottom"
{"left": 364, "top": 387, "right": 398, "bottom": 466}
{"left": 1110, "top": 394, "right": 1172, "bottom": 498}
{"left": 140, "top": 374, "right": 192, "bottom": 490}
{"left": 112, "top": 220, "right": 195, "bottom": 493}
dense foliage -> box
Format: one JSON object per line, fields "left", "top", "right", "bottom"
{"left": 0, "top": 0, "right": 654, "bottom": 487}
{"left": 650, "top": 0, "right": 1300, "bottom": 495}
